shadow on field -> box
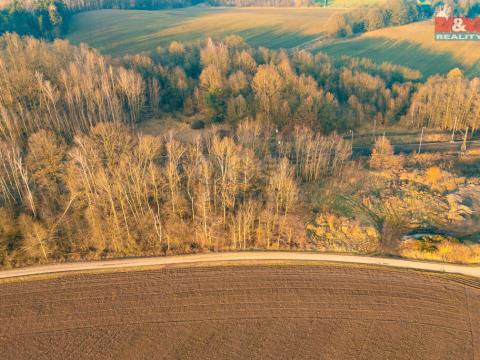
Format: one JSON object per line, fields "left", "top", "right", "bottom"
{"left": 318, "top": 37, "right": 466, "bottom": 79}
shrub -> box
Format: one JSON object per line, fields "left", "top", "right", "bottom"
{"left": 399, "top": 235, "right": 480, "bottom": 264}
{"left": 370, "top": 137, "right": 404, "bottom": 171}
{"left": 307, "top": 213, "right": 380, "bottom": 253}
{"left": 191, "top": 120, "right": 205, "bottom": 130}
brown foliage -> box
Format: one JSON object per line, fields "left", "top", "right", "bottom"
{"left": 0, "top": 34, "right": 145, "bottom": 145}
{"left": 369, "top": 136, "right": 403, "bottom": 171}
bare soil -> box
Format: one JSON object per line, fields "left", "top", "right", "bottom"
{"left": 1, "top": 264, "right": 479, "bottom": 360}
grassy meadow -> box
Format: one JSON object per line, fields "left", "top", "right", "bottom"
{"left": 318, "top": 21, "right": 480, "bottom": 78}
{"left": 66, "top": 7, "right": 342, "bottom": 56}
{"left": 66, "top": 9, "right": 480, "bottom": 78}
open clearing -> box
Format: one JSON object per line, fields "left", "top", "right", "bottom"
{"left": 318, "top": 20, "right": 480, "bottom": 78}
{"left": 1, "top": 263, "right": 479, "bottom": 359}
{"left": 66, "top": 7, "right": 342, "bottom": 56}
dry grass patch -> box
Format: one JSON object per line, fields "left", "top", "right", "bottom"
{"left": 400, "top": 238, "right": 480, "bottom": 264}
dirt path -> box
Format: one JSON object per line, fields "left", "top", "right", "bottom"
{"left": 352, "top": 139, "right": 480, "bottom": 156}
{"left": 1, "top": 252, "right": 479, "bottom": 280}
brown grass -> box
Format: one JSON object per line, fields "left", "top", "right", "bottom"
{"left": 400, "top": 240, "right": 480, "bottom": 264}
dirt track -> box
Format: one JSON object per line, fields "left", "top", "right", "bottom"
{"left": 1, "top": 252, "right": 479, "bottom": 280}
{"left": 1, "top": 263, "right": 479, "bottom": 359}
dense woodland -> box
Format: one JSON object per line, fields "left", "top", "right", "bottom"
{"left": 0, "top": 0, "right": 68, "bottom": 39}
{"left": 0, "top": 34, "right": 479, "bottom": 267}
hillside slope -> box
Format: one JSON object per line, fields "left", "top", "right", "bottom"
{"left": 66, "top": 7, "right": 341, "bottom": 56}
{"left": 318, "top": 20, "right": 480, "bottom": 78}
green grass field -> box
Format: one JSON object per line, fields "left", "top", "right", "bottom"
{"left": 66, "top": 7, "right": 342, "bottom": 56}
{"left": 318, "top": 21, "right": 480, "bottom": 78}
{"left": 67, "top": 10, "right": 480, "bottom": 78}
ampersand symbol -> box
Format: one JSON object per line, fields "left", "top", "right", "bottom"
{"left": 452, "top": 18, "right": 467, "bottom": 32}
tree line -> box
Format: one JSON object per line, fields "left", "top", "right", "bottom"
{"left": 0, "top": 0, "right": 311, "bottom": 42}
{"left": 206, "top": 0, "right": 313, "bottom": 6}
{"left": 0, "top": 33, "right": 473, "bottom": 149}
{"left": 0, "top": 34, "right": 144, "bottom": 146}
{"left": 326, "top": 0, "right": 431, "bottom": 38}
{"left": 0, "top": 0, "right": 68, "bottom": 39}
{"left": 119, "top": 37, "right": 419, "bottom": 133}
{"left": 61, "top": 0, "right": 203, "bottom": 11}
{"left": 406, "top": 69, "right": 480, "bottom": 132}
{"left": 0, "top": 0, "right": 202, "bottom": 39}
{"left": 7, "top": 0, "right": 477, "bottom": 41}
{"left": 0, "top": 33, "right": 474, "bottom": 145}
{"left": 327, "top": 0, "right": 480, "bottom": 39}
{"left": 436, "top": 0, "right": 480, "bottom": 17}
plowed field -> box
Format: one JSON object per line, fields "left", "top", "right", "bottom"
{"left": 1, "top": 264, "right": 479, "bottom": 359}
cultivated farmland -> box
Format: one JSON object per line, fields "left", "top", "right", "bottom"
{"left": 66, "top": 7, "right": 342, "bottom": 55}
{"left": 1, "top": 263, "right": 479, "bottom": 359}
{"left": 318, "top": 20, "right": 480, "bottom": 78}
